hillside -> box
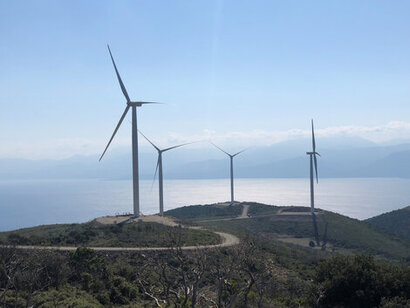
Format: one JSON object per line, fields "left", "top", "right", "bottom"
{"left": 0, "top": 202, "right": 409, "bottom": 307}
{"left": 0, "top": 220, "right": 220, "bottom": 248}
{"left": 169, "top": 202, "right": 410, "bottom": 261}
{"left": 3, "top": 202, "right": 408, "bottom": 257}
{"left": 366, "top": 206, "right": 410, "bottom": 241}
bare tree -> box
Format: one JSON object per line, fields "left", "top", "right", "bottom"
{"left": 0, "top": 247, "right": 21, "bottom": 307}
{"left": 20, "top": 250, "right": 54, "bottom": 308}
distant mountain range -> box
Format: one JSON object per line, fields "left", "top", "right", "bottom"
{"left": 2, "top": 137, "right": 410, "bottom": 180}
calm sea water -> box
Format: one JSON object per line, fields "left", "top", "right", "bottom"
{"left": 0, "top": 178, "right": 409, "bottom": 231}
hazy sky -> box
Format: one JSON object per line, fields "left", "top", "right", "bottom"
{"left": 2, "top": 1, "right": 410, "bottom": 159}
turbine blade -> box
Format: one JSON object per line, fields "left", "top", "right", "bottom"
{"left": 311, "top": 119, "right": 316, "bottom": 152}
{"left": 135, "top": 101, "right": 163, "bottom": 105}
{"left": 107, "top": 45, "right": 131, "bottom": 103}
{"left": 99, "top": 105, "right": 130, "bottom": 161}
{"left": 138, "top": 130, "right": 160, "bottom": 151}
{"left": 151, "top": 156, "right": 160, "bottom": 190}
{"left": 233, "top": 147, "right": 250, "bottom": 157}
{"left": 314, "top": 154, "right": 319, "bottom": 183}
{"left": 162, "top": 141, "right": 197, "bottom": 152}
{"left": 210, "top": 142, "right": 231, "bottom": 156}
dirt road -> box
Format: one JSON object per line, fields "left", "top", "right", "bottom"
{"left": 9, "top": 231, "right": 239, "bottom": 252}
{"left": 238, "top": 204, "right": 250, "bottom": 218}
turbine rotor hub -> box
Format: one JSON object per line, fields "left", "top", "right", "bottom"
{"left": 127, "top": 102, "right": 143, "bottom": 107}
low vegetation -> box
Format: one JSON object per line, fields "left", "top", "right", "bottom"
{"left": 1, "top": 236, "right": 408, "bottom": 307}
{"left": 312, "top": 254, "right": 410, "bottom": 308}
{"left": 165, "top": 203, "right": 243, "bottom": 220}
{"left": 246, "top": 202, "right": 280, "bottom": 216}
{"left": 366, "top": 206, "right": 410, "bottom": 241}
{"left": 0, "top": 221, "right": 220, "bottom": 247}
{"left": 199, "top": 204, "right": 410, "bottom": 261}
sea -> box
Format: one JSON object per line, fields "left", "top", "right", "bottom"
{"left": 0, "top": 177, "right": 409, "bottom": 231}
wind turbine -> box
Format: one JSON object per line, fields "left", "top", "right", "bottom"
{"left": 139, "top": 131, "right": 193, "bottom": 216}
{"left": 99, "top": 45, "right": 159, "bottom": 217}
{"left": 211, "top": 143, "right": 247, "bottom": 206}
{"left": 306, "top": 119, "right": 321, "bottom": 246}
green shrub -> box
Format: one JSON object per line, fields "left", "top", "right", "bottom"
{"left": 33, "top": 285, "right": 103, "bottom": 308}
{"left": 313, "top": 254, "right": 410, "bottom": 308}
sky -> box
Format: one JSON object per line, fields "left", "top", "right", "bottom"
{"left": 2, "top": 0, "right": 410, "bottom": 159}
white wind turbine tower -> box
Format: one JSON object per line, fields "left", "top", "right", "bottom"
{"left": 99, "top": 45, "right": 160, "bottom": 217}
{"left": 139, "top": 131, "right": 193, "bottom": 216}
{"left": 211, "top": 143, "right": 247, "bottom": 206}
{"left": 306, "top": 119, "right": 321, "bottom": 246}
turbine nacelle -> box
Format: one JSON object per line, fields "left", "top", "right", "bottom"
{"left": 210, "top": 142, "right": 249, "bottom": 158}
{"left": 306, "top": 151, "right": 320, "bottom": 156}
{"left": 127, "top": 101, "right": 161, "bottom": 107}
{"left": 308, "top": 119, "right": 320, "bottom": 184}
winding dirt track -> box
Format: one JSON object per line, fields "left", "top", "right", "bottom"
{"left": 6, "top": 205, "right": 250, "bottom": 252}
{"left": 10, "top": 231, "right": 239, "bottom": 252}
